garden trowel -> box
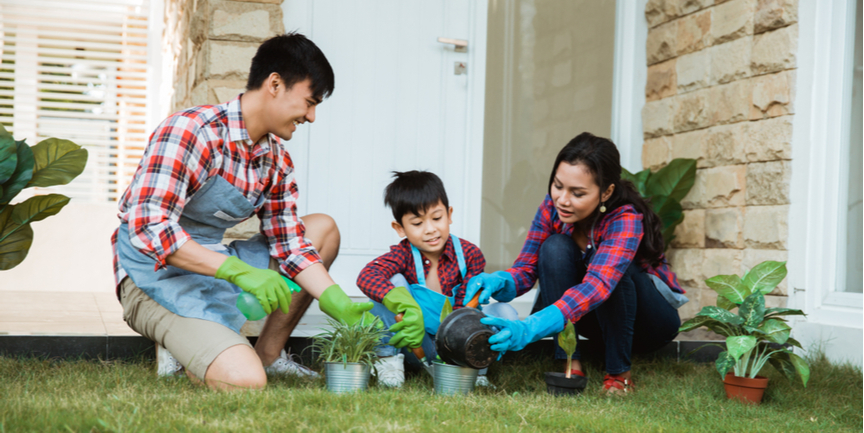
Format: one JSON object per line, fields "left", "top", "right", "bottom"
{"left": 394, "top": 313, "right": 435, "bottom": 376}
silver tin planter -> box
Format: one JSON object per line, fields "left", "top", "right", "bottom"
{"left": 433, "top": 361, "right": 479, "bottom": 395}
{"left": 324, "top": 362, "right": 371, "bottom": 393}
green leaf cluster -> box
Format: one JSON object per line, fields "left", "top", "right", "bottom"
{"left": 311, "top": 317, "right": 387, "bottom": 367}
{"left": 557, "top": 320, "right": 577, "bottom": 377}
{"left": 678, "top": 261, "right": 810, "bottom": 386}
{"left": 621, "top": 158, "right": 696, "bottom": 250}
{"left": 0, "top": 125, "right": 88, "bottom": 270}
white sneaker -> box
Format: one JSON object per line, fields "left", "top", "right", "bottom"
{"left": 265, "top": 349, "right": 320, "bottom": 379}
{"left": 373, "top": 354, "right": 405, "bottom": 388}
{"left": 156, "top": 344, "right": 184, "bottom": 377}
{"left": 475, "top": 374, "right": 496, "bottom": 389}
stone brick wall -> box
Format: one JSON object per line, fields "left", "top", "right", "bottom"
{"left": 162, "top": 0, "right": 284, "bottom": 113}
{"left": 642, "top": 0, "right": 798, "bottom": 319}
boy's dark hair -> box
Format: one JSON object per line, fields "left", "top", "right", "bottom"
{"left": 246, "top": 32, "right": 335, "bottom": 101}
{"left": 384, "top": 171, "right": 450, "bottom": 223}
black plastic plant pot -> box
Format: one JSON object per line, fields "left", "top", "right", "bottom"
{"left": 436, "top": 308, "right": 497, "bottom": 369}
{"left": 544, "top": 372, "right": 588, "bottom": 396}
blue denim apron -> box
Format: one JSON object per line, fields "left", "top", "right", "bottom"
{"left": 115, "top": 175, "right": 274, "bottom": 333}
{"left": 404, "top": 234, "right": 467, "bottom": 335}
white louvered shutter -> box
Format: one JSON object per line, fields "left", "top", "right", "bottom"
{"left": 0, "top": 0, "right": 151, "bottom": 202}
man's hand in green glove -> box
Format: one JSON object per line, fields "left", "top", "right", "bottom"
{"left": 382, "top": 286, "right": 425, "bottom": 349}
{"left": 215, "top": 256, "right": 292, "bottom": 315}
{"left": 318, "top": 284, "right": 377, "bottom": 326}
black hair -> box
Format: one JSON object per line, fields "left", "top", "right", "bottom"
{"left": 384, "top": 171, "right": 450, "bottom": 224}
{"left": 548, "top": 132, "right": 666, "bottom": 267}
{"left": 246, "top": 32, "right": 335, "bottom": 101}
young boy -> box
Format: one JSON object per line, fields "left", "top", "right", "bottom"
{"left": 356, "top": 171, "right": 492, "bottom": 388}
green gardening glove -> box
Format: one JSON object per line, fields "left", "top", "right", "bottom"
{"left": 318, "top": 284, "right": 377, "bottom": 326}
{"left": 382, "top": 286, "right": 425, "bottom": 349}
{"left": 215, "top": 256, "right": 292, "bottom": 314}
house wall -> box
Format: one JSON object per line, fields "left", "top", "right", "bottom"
{"left": 642, "top": 0, "right": 799, "bottom": 319}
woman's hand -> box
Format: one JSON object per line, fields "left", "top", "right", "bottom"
{"left": 480, "top": 305, "right": 567, "bottom": 352}
{"left": 464, "top": 271, "right": 518, "bottom": 305}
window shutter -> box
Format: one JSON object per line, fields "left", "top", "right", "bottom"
{"left": 0, "top": 0, "right": 151, "bottom": 202}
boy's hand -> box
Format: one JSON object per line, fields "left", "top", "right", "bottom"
{"left": 318, "top": 284, "right": 377, "bottom": 326}
{"left": 464, "top": 271, "right": 517, "bottom": 305}
{"left": 215, "top": 256, "right": 292, "bottom": 314}
{"left": 382, "top": 286, "right": 425, "bottom": 349}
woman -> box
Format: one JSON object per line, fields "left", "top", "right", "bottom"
{"left": 465, "top": 132, "right": 685, "bottom": 394}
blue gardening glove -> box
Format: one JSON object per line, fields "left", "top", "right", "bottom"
{"left": 480, "top": 305, "right": 566, "bottom": 353}
{"left": 464, "top": 271, "right": 517, "bottom": 305}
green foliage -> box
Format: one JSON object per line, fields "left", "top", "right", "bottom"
{"left": 621, "top": 158, "right": 696, "bottom": 250}
{"left": 0, "top": 125, "right": 88, "bottom": 270}
{"left": 557, "top": 321, "right": 577, "bottom": 378}
{"left": 311, "top": 317, "right": 386, "bottom": 367}
{"left": 679, "top": 261, "right": 811, "bottom": 386}
{"left": 440, "top": 297, "right": 453, "bottom": 324}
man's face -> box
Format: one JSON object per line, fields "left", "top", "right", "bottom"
{"left": 392, "top": 201, "right": 453, "bottom": 259}
{"left": 267, "top": 77, "right": 320, "bottom": 141}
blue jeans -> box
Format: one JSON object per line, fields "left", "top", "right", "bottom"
{"left": 534, "top": 234, "right": 680, "bottom": 375}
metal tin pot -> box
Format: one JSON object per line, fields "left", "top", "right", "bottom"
{"left": 324, "top": 362, "right": 371, "bottom": 393}
{"left": 436, "top": 308, "right": 497, "bottom": 369}
{"left": 433, "top": 361, "right": 479, "bottom": 395}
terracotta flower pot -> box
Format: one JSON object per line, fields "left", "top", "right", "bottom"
{"left": 723, "top": 373, "right": 769, "bottom": 404}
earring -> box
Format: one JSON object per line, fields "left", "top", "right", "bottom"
{"left": 599, "top": 202, "right": 607, "bottom": 213}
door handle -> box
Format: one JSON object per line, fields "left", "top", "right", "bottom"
{"left": 437, "top": 37, "right": 468, "bottom": 52}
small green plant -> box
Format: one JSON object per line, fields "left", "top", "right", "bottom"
{"left": 679, "top": 261, "right": 810, "bottom": 386}
{"left": 0, "top": 125, "right": 88, "bottom": 270}
{"left": 621, "top": 158, "right": 696, "bottom": 250}
{"left": 558, "top": 321, "right": 577, "bottom": 378}
{"left": 311, "top": 317, "right": 386, "bottom": 367}
{"left": 440, "top": 298, "right": 453, "bottom": 323}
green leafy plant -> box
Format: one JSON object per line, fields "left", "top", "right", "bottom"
{"left": 311, "top": 317, "right": 386, "bottom": 367}
{"left": 0, "top": 125, "right": 88, "bottom": 270}
{"left": 440, "top": 298, "right": 453, "bottom": 323}
{"left": 679, "top": 261, "right": 810, "bottom": 386}
{"left": 558, "top": 320, "right": 577, "bottom": 378}
{"left": 621, "top": 158, "right": 696, "bottom": 250}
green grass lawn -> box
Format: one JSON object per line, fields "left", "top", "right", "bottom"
{"left": 1, "top": 352, "right": 860, "bottom": 432}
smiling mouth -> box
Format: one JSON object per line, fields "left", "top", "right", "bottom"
{"left": 425, "top": 236, "right": 441, "bottom": 245}
{"left": 557, "top": 208, "right": 574, "bottom": 216}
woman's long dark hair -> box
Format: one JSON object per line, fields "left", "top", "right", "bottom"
{"left": 548, "top": 132, "right": 665, "bottom": 267}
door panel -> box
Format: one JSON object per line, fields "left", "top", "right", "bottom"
{"left": 283, "top": 1, "right": 486, "bottom": 297}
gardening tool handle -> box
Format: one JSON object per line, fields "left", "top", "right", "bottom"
{"left": 466, "top": 292, "right": 480, "bottom": 309}
{"left": 394, "top": 313, "right": 426, "bottom": 360}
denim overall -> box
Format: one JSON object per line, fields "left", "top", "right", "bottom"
{"left": 115, "top": 175, "right": 274, "bottom": 333}
{"left": 370, "top": 234, "right": 467, "bottom": 363}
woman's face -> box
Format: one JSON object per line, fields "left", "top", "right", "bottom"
{"left": 550, "top": 161, "right": 611, "bottom": 225}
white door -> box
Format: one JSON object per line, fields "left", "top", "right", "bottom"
{"left": 282, "top": 1, "right": 488, "bottom": 299}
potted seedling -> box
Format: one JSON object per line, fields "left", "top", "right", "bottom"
{"left": 432, "top": 298, "right": 480, "bottom": 395}
{"left": 679, "top": 261, "right": 810, "bottom": 404}
{"left": 544, "top": 320, "right": 587, "bottom": 396}
{"left": 311, "top": 316, "right": 385, "bottom": 393}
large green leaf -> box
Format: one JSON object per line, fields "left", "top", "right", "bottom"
{"left": 557, "top": 320, "right": 577, "bottom": 357}
{"left": 678, "top": 315, "right": 718, "bottom": 333}
{"left": 717, "top": 296, "right": 737, "bottom": 311}
{"left": 726, "top": 335, "right": 757, "bottom": 360}
{"left": 788, "top": 352, "right": 810, "bottom": 387}
{"left": 715, "top": 351, "right": 736, "bottom": 377}
{"left": 758, "top": 318, "right": 791, "bottom": 345}
{"left": 27, "top": 138, "right": 88, "bottom": 188}
{"left": 738, "top": 292, "right": 766, "bottom": 328}
{"left": 0, "top": 206, "right": 33, "bottom": 270}
{"left": 764, "top": 307, "right": 806, "bottom": 319}
{"left": 785, "top": 337, "right": 803, "bottom": 349}
{"left": 10, "top": 194, "right": 70, "bottom": 226}
{"left": 769, "top": 351, "right": 810, "bottom": 387}
{"left": 0, "top": 133, "right": 17, "bottom": 185}
{"left": 652, "top": 195, "right": 684, "bottom": 230}
{"left": 705, "top": 274, "right": 752, "bottom": 304}
{"left": 622, "top": 167, "right": 651, "bottom": 196}
{"left": 645, "top": 158, "right": 697, "bottom": 202}
{"left": 696, "top": 306, "right": 745, "bottom": 326}
{"left": 742, "top": 260, "right": 788, "bottom": 295}
{"left": 0, "top": 140, "right": 35, "bottom": 205}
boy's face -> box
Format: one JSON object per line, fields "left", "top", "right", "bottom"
{"left": 264, "top": 75, "right": 320, "bottom": 141}
{"left": 392, "top": 201, "right": 453, "bottom": 258}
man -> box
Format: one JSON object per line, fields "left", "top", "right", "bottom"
{"left": 111, "top": 33, "right": 373, "bottom": 390}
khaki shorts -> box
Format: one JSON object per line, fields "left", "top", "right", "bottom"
{"left": 119, "top": 277, "right": 253, "bottom": 380}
